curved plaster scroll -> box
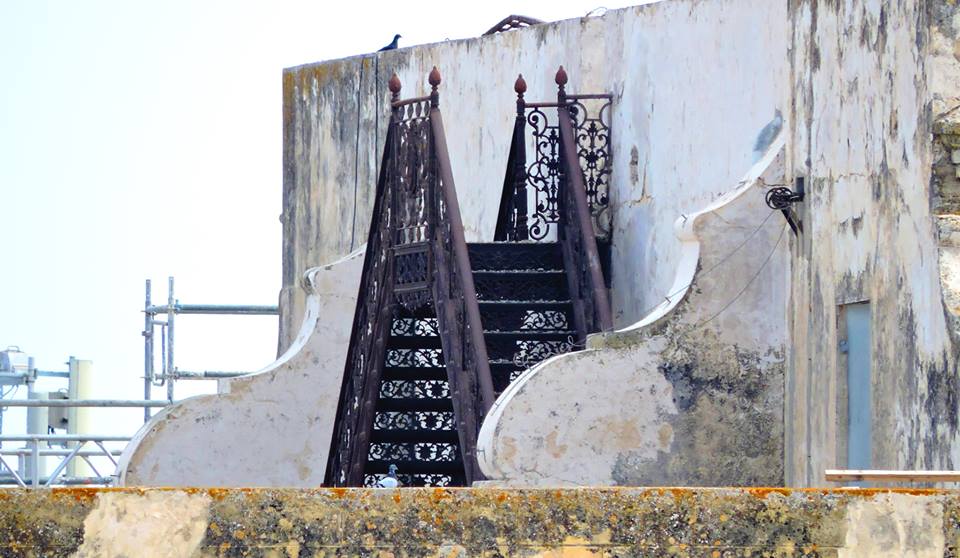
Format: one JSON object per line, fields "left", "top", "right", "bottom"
{"left": 117, "top": 249, "right": 365, "bottom": 487}
{"left": 477, "top": 133, "right": 788, "bottom": 486}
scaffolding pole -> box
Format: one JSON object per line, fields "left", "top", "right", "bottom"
{"left": 140, "top": 276, "right": 277, "bottom": 417}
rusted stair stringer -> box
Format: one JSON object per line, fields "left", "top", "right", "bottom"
{"left": 324, "top": 68, "right": 494, "bottom": 487}
{"left": 429, "top": 68, "right": 496, "bottom": 485}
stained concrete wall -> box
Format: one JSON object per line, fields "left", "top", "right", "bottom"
{"left": 279, "top": 0, "right": 789, "bottom": 349}
{"left": 117, "top": 250, "right": 363, "bottom": 486}
{"left": 477, "top": 136, "right": 788, "bottom": 486}
{"left": 2, "top": 487, "right": 958, "bottom": 556}
{"left": 784, "top": 0, "right": 960, "bottom": 485}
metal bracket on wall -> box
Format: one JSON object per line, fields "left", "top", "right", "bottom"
{"left": 765, "top": 177, "right": 805, "bottom": 236}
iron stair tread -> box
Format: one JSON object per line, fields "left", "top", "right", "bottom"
{"left": 370, "top": 429, "right": 460, "bottom": 443}
{"left": 482, "top": 330, "right": 576, "bottom": 339}
{"left": 364, "top": 460, "right": 464, "bottom": 475}
{"left": 375, "top": 398, "right": 454, "bottom": 412}
{"left": 386, "top": 336, "right": 442, "bottom": 349}
{"left": 472, "top": 269, "right": 565, "bottom": 275}
{"left": 467, "top": 241, "right": 562, "bottom": 246}
{"left": 478, "top": 300, "right": 572, "bottom": 307}
{"left": 466, "top": 243, "right": 563, "bottom": 272}
{"left": 382, "top": 366, "right": 448, "bottom": 381}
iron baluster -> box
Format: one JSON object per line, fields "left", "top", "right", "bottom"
{"left": 326, "top": 69, "right": 494, "bottom": 487}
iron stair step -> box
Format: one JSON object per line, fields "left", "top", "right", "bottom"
{"left": 370, "top": 429, "right": 460, "bottom": 444}
{"left": 477, "top": 300, "right": 574, "bottom": 333}
{"left": 483, "top": 331, "right": 576, "bottom": 361}
{"left": 467, "top": 242, "right": 563, "bottom": 272}
{"left": 364, "top": 460, "right": 464, "bottom": 475}
{"left": 386, "top": 336, "right": 442, "bottom": 349}
{"left": 375, "top": 398, "right": 454, "bottom": 413}
{"left": 472, "top": 270, "right": 567, "bottom": 302}
{"left": 482, "top": 330, "right": 576, "bottom": 341}
{"left": 382, "top": 366, "right": 448, "bottom": 381}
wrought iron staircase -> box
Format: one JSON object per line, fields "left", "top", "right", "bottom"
{"left": 325, "top": 67, "right": 613, "bottom": 488}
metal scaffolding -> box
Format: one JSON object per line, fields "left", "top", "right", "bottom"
{"left": 141, "top": 276, "right": 278, "bottom": 421}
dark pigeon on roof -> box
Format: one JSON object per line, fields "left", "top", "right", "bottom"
{"left": 378, "top": 34, "right": 401, "bottom": 52}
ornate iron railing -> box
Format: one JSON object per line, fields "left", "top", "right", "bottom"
{"left": 494, "top": 67, "right": 614, "bottom": 340}
{"left": 325, "top": 68, "right": 494, "bottom": 487}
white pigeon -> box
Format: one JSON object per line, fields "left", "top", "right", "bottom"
{"left": 376, "top": 464, "right": 400, "bottom": 488}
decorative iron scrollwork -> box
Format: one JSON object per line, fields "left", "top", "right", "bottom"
{"left": 327, "top": 69, "right": 495, "bottom": 487}
{"left": 495, "top": 74, "right": 613, "bottom": 242}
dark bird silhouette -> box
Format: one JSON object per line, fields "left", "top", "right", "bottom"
{"left": 378, "top": 34, "right": 401, "bottom": 52}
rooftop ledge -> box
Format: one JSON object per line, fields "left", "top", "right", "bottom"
{"left": 2, "top": 487, "right": 959, "bottom": 555}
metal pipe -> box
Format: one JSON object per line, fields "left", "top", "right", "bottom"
{"left": 0, "top": 435, "right": 131, "bottom": 442}
{"left": 0, "top": 400, "right": 171, "bottom": 408}
{"left": 30, "top": 440, "right": 39, "bottom": 487}
{"left": 144, "top": 304, "right": 278, "bottom": 315}
{"left": 0, "top": 456, "right": 26, "bottom": 487}
{"left": 0, "top": 476, "right": 112, "bottom": 486}
{"left": 1, "top": 449, "right": 123, "bottom": 456}
{"left": 173, "top": 370, "right": 247, "bottom": 380}
{"left": 45, "top": 443, "right": 83, "bottom": 486}
{"left": 144, "top": 279, "right": 152, "bottom": 422}
{"left": 35, "top": 370, "right": 70, "bottom": 378}
{"left": 166, "top": 276, "right": 175, "bottom": 402}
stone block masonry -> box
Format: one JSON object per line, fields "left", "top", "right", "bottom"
{"left": 0, "top": 487, "right": 957, "bottom": 556}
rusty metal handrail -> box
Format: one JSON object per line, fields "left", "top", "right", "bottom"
{"left": 427, "top": 68, "right": 494, "bottom": 484}
{"left": 326, "top": 68, "right": 494, "bottom": 487}
{"left": 493, "top": 68, "right": 613, "bottom": 336}
{"left": 324, "top": 116, "right": 397, "bottom": 488}
{"left": 557, "top": 94, "right": 613, "bottom": 334}
{"left": 429, "top": 84, "right": 496, "bottom": 412}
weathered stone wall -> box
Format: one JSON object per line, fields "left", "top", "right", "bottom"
{"left": 2, "top": 487, "right": 957, "bottom": 556}
{"left": 279, "top": 0, "right": 789, "bottom": 350}
{"left": 784, "top": 0, "right": 960, "bottom": 485}
{"left": 477, "top": 136, "right": 788, "bottom": 486}
{"left": 117, "top": 251, "right": 364, "bottom": 487}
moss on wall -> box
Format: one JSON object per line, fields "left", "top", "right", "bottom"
{"left": 1, "top": 487, "right": 957, "bottom": 556}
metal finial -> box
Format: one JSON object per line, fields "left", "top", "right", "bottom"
{"left": 429, "top": 67, "right": 441, "bottom": 107}
{"left": 555, "top": 66, "right": 567, "bottom": 102}
{"left": 514, "top": 74, "right": 527, "bottom": 116}
{"left": 388, "top": 73, "right": 401, "bottom": 100}
{"left": 514, "top": 74, "right": 527, "bottom": 96}
{"left": 555, "top": 66, "right": 568, "bottom": 87}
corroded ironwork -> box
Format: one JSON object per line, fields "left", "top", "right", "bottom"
{"left": 326, "top": 69, "right": 494, "bottom": 487}
{"left": 494, "top": 72, "right": 613, "bottom": 241}
{"left": 492, "top": 67, "right": 614, "bottom": 342}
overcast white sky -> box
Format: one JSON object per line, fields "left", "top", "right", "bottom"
{"left": 0, "top": 1, "right": 641, "bottom": 438}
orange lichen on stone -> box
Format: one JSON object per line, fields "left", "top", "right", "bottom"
{"left": 51, "top": 487, "right": 98, "bottom": 503}
{"left": 747, "top": 487, "right": 792, "bottom": 499}
{"left": 204, "top": 488, "right": 231, "bottom": 501}
{"left": 430, "top": 487, "right": 450, "bottom": 503}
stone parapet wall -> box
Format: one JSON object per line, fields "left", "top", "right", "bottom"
{"left": 1, "top": 487, "right": 957, "bottom": 556}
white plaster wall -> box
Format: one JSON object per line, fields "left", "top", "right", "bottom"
{"left": 118, "top": 250, "right": 363, "bottom": 486}
{"left": 477, "top": 137, "right": 788, "bottom": 486}
{"left": 280, "top": 0, "right": 789, "bottom": 346}
{"left": 785, "top": 0, "right": 960, "bottom": 486}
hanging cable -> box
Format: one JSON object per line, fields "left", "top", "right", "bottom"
{"left": 694, "top": 222, "right": 787, "bottom": 329}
